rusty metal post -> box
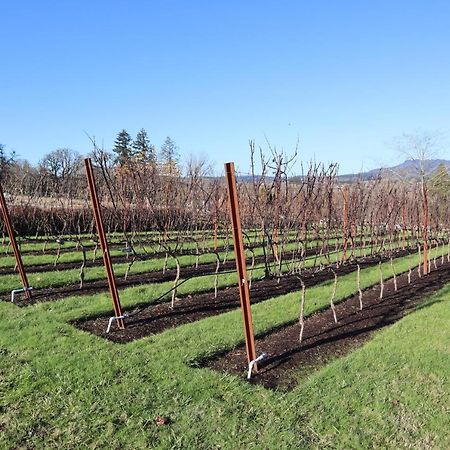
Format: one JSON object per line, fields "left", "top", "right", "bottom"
{"left": 224, "top": 162, "right": 258, "bottom": 371}
{"left": 0, "top": 183, "right": 32, "bottom": 300}
{"left": 84, "top": 158, "right": 124, "bottom": 329}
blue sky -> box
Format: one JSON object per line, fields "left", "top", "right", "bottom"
{"left": 1, "top": 0, "right": 449, "bottom": 175}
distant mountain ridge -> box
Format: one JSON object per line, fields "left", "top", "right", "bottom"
{"left": 338, "top": 159, "right": 450, "bottom": 182}
{"left": 225, "top": 159, "right": 450, "bottom": 183}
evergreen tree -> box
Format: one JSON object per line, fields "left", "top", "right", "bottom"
{"left": 113, "top": 130, "right": 133, "bottom": 166}
{"left": 132, "top": 129, "right": 156, "bottom": 164}
{"left": 0, "top": 143, "right": 7, "bottom": 182}
{"left": 0, "top": 144, "right": 16, "bottom": 183}
{"left": 0, "top": 144, "right": 6, "bottom": 169}
{"left": 160, "top": 136, "right": 179, "bottom": 175}
{"left": 429, "top": 163, "right": 450, "bottom": 197}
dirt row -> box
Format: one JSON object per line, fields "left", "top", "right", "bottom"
{"left": 5, "top": 257, "right": 243, "bottom": 305}
{"left": 2, "top": 240, "right": 408, "bottom": 305}
{"left": 74, "top": 249, "right": 416, "bottom": 343}
{"left": 206, "top": 255, "right": 450, "bottom": 390}
{"left": 0, "top": 249, "right": 226, "bottom": 275}
{"left": 0, "top": 236, "right": 402, "bottom": 276}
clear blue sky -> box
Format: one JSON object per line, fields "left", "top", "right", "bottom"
{"left": 1, "top": 0, "right": 449, "bottom": 175}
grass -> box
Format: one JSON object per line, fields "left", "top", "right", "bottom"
{"left": 0, "top": 247, "right": 125, "bottom": 268}
{"left": 0, "top": 245, "right": 449, "bottom": 448}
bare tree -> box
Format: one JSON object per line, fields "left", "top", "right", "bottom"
{"left": 394, "top": 131, "right": 444, "bottom": 275}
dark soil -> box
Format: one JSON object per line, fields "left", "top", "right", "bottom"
{"left": 0, "top": 236, "right": 416, "bottom": 306}
{"left": 5, "top": 256, "right": 246, "bottom": 305}
{"left": 206, "top": 257, "right": 450, "bottom": 390}
{"left": 74, "top": 250, "right": 414, "bottom": 343}
{"left": 0, "top": 245, "right": 231, "bottom": 274}
{"left": 6, "top": 240, "right": 409, "bottom": 305}
{"left": 0, "top": 253, "right": 157, "bottom": 275}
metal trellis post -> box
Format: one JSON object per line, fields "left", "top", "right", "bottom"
{"left": 224, "top": 162, "right": 262, "bottom": 376}
{"left": 84, "top": 158, "right": 125, "bottom": 330}
{"left": 0, "top": 183, "right": 32, "bottom": 301}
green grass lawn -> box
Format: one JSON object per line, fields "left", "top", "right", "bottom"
{"left": 0, "top": 250, "right": 449, "bottom": 448}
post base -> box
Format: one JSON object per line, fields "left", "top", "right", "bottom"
{"left": 106, "top": 314, "right": 128, "bottom": 333}
{"left": 247, "top": 353, "right": 267, "bottom": 380}
{"left": 11, "top": 287, "right": 33, "bottom": 303}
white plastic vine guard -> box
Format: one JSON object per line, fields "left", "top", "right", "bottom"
{"left": 247, "top": 353, "right": 267, "bottom": 380}
{"left": 106, "top": 314, "right": 128, "bottom": 333}
{"left": 11, "top": 287, "right": 33, "bottom": 303}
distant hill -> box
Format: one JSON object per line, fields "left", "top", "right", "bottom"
{"left": 216, "top": 159, "right": 450, "bottom": 184}
{"left": 337, "top": 159, "right": 450, "bottom": 182}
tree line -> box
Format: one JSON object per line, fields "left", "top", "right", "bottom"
{"left": 0, "top": 129, "right": 182, "bottom": 197}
